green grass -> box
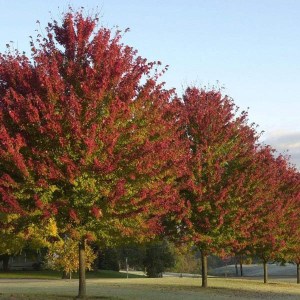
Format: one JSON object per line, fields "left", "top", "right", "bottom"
{"left": 83, "top": 270, "right": 145, "bottom": 279}
{"left": 0, "top": 295, "right": 118, "bottom": 300}
{"left": 0, "top": 270, "right": 144, "bottom": 280}
{"left": 0, "top": 269, "right": 60, "bottom": 279}
{"left": 0, "top": 277, "right": 299, "bottom": 299}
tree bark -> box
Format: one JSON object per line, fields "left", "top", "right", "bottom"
{"left": 77, "top": 238, "right": 86, "bottom": 299}
{"left": 201, "top": 251, "right": 208, "bottom": 288}
{"left": 263, "top": 260, "right": 268, "bottom": 284}
{"left": 297, "top": 263, "right": 299, "bottom": 284}
{"left": 239, "top": 256, "right": 243, "bottom": 277}
{"left": 2, "top": 254, "right": 9, "bottom": 272}
{"left": 235, "top": 260, "right": 238, "bottom": 277}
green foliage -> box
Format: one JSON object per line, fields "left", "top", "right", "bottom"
{"left": 45, "top": 238, "right": 96, "bottom": 276}
{"left": 143, "top": 240, "right": 175, "bottom": 277}
{"left": 0, "top": 214, "right": 57, "bottom": 257}
{"left": 98, "top": 248, "right": 120, "bottom": 271}
{"left": 167, "top": 245, "right": 200, "bottom": 274}
{"left": 118, "top": 244, "right": 146, "bottom": 270}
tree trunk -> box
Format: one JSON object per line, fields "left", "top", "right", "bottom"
{"left": 201, "top": 251, "right": 208, "bottom": 288}
{"left": 297, "top": 263, "right": 299, "bottom": 284}
{"left": 235, "top": 260, "right": 238, "bottom": 277}
{"left": 2, "top": 254, "right": 9, "bottom": 272}
{"left": 62, "top": 271, "right": 68, "bottom": 279}
{"left": 263, "top": 260, "right": 268, "bottom": 284}
{"left": 239, "top": 256, "right": 243, "bottom": 277}
{"left": 77, "top": 239, "right": 86, "bottom": 299}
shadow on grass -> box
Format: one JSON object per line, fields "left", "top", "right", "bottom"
{"left": 202, "top": 281, "right": 299, "bottom": 299}
{"left": 0, "top": 270, "right": 144, "bottom": 280}
{"left": 0, "top": 293, "right": 122, "bottom": 300}
{"left": 136, "top": 278, "right": 300, "bottom": 299}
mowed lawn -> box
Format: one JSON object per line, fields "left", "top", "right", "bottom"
{"left": 0, "top": 276, "right": 300, "bottom": 300}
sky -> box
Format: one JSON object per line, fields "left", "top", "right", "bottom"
{"left": 0, "top": 0, "right": 299, "bottom": 168}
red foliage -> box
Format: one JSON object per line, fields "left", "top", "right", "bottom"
{"left": 245, "top": 147, "right": 300, "bottom": 261}
{"left": 180, "top": 87, "right": 259, "bottom": 255}
{"left": 0, "top": 11, "right": 188, "bottom": 242}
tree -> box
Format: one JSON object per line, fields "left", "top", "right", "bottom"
{"left": 168, "top": 244, "right": 200, "bottom": 274}
{"left": 245, "top": 147, "right": 297, "bottom": 283}
{"left": 0, "top": 214, "right": 26, "bottom": 270}
{"left": 277, "top": 165, "right": 300, "bottom": 284}
{"left": 98, "top": 247, "right": 120, "bottom": 271}
{"left": 46, "top": 237, "right": 96, "bottom": 279}
{"left": 117, "top": 244, "right": 146, "bottom": 271}
{"left": 180, "top": 87, "right": 258, "bottom": 287}
{"left": 0, "top": 213, "right": 57, "bottom": 271}
{"left": 143, "top": 240, "right": 175, "bottom": 277}
{"left": 285, "top": 179, "right": 300, "bottom": 284}
{"left": 0, "top": 9, "right": 188, "bottom": 298}
{"left": 286, "top": 224, "right": 300, "bottom": 284}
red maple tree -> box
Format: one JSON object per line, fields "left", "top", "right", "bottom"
{"left": 246, "top": 147, "right": 300, "bottom": 283}
{"left": 280, "top": 167, "right": 300, "bottom": 283}
{"left": 0, "top": 10, "right": 188, "bottom": 298}
{"left": 180, "top": 87, "right": 258, "bottom": 287}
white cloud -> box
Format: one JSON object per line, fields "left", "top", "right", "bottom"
{"left": 262, "top": 131, "right": 300, "bottom": 170}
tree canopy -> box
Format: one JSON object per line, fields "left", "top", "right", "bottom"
{"left": 0, "top": 10, "right": 188, "bottom": 298}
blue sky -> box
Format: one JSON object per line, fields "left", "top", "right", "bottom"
{"left": 0, "top": 0, "right": 299, "bottom": 167}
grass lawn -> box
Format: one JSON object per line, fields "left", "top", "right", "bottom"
{"left": 0, "top": 270, "right": 144, "bottom": 280}
{"left": 0, "top": 276, "right": 299, "bottom": 299}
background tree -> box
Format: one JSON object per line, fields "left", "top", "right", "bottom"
{"left": 180, "top": 87, "right": 258, "bottom": 287}
{"left": 0, "top": 213, "right": 57, "bottom": 271}
{"left": 245, "top": 147, "right": 296, "bottom": 283}
{"left": 143, "top": 240, "right": 175, "bottom": 277}
{"left": 0, "top": 9, "right": 188, "bottom": 298}
{"left": 46, "top": 237, "right": 96, "bottom": 279}
{"left": 276, "top": 164, "right": 300, "bottom": 284}
{"left": 0, "top": 214, "right": 25, "bottom": 271}
{"left": 117, "top": 244, "right": 146, "bottom": 271}
{"left": 286, "top": 177, "right": 300, "bottom": 284}
{"left": 98, "top": 247, "right": 120, "bottom": 271}
{"left": 168, "top": 244, "right": 201, "bottom": 275}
